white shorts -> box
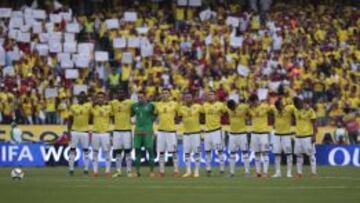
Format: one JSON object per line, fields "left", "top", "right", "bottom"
{"left": 157, "top": 131, "right": 177, "bottom": 153}
{"left": 272, "top": 134, "right": 293, "bottom": 154}
{"left": 229, "top": 133, "right": 249, "bottom": 153}
{"left": 204, "top": 129, "right": 223, "bottom": 151}
{"left": 183, "top": 133, "right": 201, "bottom": 154}
{"left": 70, "top": 131, "right": 89, "bottom": 149}
{"left": 113, "top": 131, "right": 132, "bottom": 150}
{"left": 92, "top": 133, "right": 111, "bottom": 151}
{"left": 294, "top": 137, "right": 315, "bottom": 155}
{"left": 251, "top": 133, "right": 270, "bottom": 152}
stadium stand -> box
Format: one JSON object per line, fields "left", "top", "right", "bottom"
{"left": 0, "top": 0, "right": 358, "bottom": 143}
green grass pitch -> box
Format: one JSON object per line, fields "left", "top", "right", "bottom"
{"left": 0, "top": 166, "right": 359, "bottom": 203}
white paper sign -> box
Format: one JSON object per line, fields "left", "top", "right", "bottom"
{"left": 237, "top": 64, "right": 250, "bottom": 76}
{"left": 121, "top": 52, "right": 133, "bottom": 64}
{"left": 17, "top": 32, "right": 31, "bottom": 42}
{"left": 49, "top": 42, "right": 62, "bottom": 53}
{"left": 136, "top": 27, "right": 149, "bottom": 34}
{"left": 48, "top": 32, "right": 62, "bottom": 43}
{"left": 226, "top": 16, "right": 240, "bottom": 27}
{"left": 73, "top": 54, "right": 90, "bottom": 68}
{"left": 189, "top": 0, "right": 201, "bottom": 6}
{"left": 205, "top": 35, "right": 212, "bottom": 45}
{"left": 64, "top": 33, "right": 75, "bottom": 42}
{"left": 73, "top": 85, "right": 88, "bottom": 95}
{"left": 61, "top": 58, "right": 74, "bottom": 68}
{"left": 50, "top": 14, "right": 62, "bottom": 23}
{"left": 199, "top": 9, "right": 211, "bottom": 21}
{"left": 20, "top": 24, "right": 31, "bottom": 32}
{"left": 128, "top": 37, "right": 140, "bottom": 48}
{"left": 65, "top": 69, "right": 79, "bottom": 79}
{"left": 78, "top": 43, "right": 94, "bottom": 56}
{"left": 32, "top": 22, "right": 43, "bottom": 34}
{"left": 95, "top": 51, "right": 109, "bottom": 62}
{"left": 45, "top": 88, "right": 58, "bottom": 98}
{"left": 35, "top": 44, "right": 49, "bottom": 56}
{"left": 8, "top": 29, "right": 20, "bottom": 40}
{"left": 0, "top": 8, "right": 12, "bottom": 18}
{"left": 57, "top": 52, "right": 71, "bottom": 62}
{"left": 3, "top": 66, "right": 15, "bottom": 76}
{"left": 9, "top": 17, "right": 23, "bottom": 29}
{"left": 11, "top": 11, "right": 23, "bottom": 18}
{"left": 257, "top": 88, "right": 268, "bottom": 101}
{"left": 105, "top": 19, "right": 119, "bottom": 29}
{"left": 177, "top": 0, "right": 187, "bottom": 6}
{"left": 66, "top": 23, "right": 80, "bottom": 33}
{"left": 124, "top": 12, "right": 137, "bottom": 22}
{"left": 230, "top": 36, "right": 243, "bottom": 47}
{"left": 113, "top": 37, "right": 126, "bottom": 48}
{"left": 63, "top": 42, "right": 77, "bottom": 53}
{"left": 45, "top": 22, "right": 54, "bottom": 32}
{"left": 141, "top": 45, "right": 153, "bottom": 57}
{"left": 39, "top": 33, "right": 48, "bottom": 43}
{"left": 32, "top": 9, "right": 47, "bottom": 20}
{"left": 60, "top": 12, "right": 72, "bottom": 22}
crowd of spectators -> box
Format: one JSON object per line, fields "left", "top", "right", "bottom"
{"left": 0, "top": 0, "right": 358, "bottom": 142}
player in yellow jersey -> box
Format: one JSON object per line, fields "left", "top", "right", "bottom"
{"left": 226, "top": 99, "right": 250, "bottom": 177}
{"left": 111, "top": 90, "right": 134, "bottom": 178}
{"left": 248, "top": 94, "right": 273, "bottom": 177}
{"left": 202, "top": 90, "right": 228, "bottom": 176}
{"left": 91, "top": 91, "right": 112, "bottom": 177}
{"left": 293, "top": 97, "right": 317, "bottom": 178}
{"left": 155, "top": 88, "right": 179, "bottom": 177}
{"left": 271, "top": 99, "right": 295, "bottom": 178}
{"left": 67, "top": 92, "right": 92, "bottom": 176}
{"left": 178, "top": 92, "right": 203, "bottom": 178}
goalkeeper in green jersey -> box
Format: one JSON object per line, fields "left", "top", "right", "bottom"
{"left": 131, "top": 91, "right": 156, "bottom": 177}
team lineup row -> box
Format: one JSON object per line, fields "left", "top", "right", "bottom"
{"left": 67, "top": 89, "right": 317, "bottom": 178}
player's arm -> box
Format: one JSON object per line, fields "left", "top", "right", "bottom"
{"left": 67, "top": 114, "right": 73, "bottom": 133}
{"left": 199, "top": 105, "right": 205, "bottom": 125}
{"left": 311, "top": 109, "right": 318, "bottom": 143}
{"left": 268, "top": 105, "right": 275, "bottom": 126}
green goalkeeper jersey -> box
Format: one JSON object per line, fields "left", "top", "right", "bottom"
{"left": 131, "top": 101, "right": 156, "bottom": 133}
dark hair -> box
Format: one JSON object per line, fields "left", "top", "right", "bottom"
{"left": 227, "top": 99, "right": 236, "bottom": 110}
{"left": 249, "top": 94, "right": 259, "bottom": 103}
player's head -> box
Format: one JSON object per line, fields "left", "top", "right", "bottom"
{"left": 96, "top": 91, "right": 106, "bottom": 105}
{"left": 275, "top": 98, "right": 283, "bottom": 111}
{"left": 207, "top": 90, "right": 216, "bottom": 102}
{"left": 249, "top": 94, "right": 259, "bottom": 106}
{"left": 138, "top": 91, "right": 146, "bottom": 103}
{"left": 161, "top": 88, "right": 171, "bottom": 101}
{"left": 227, "top": 99, "right": 237, "bottom": 111}
{"left": 293, "top": 96, "right": 303, "bottom": 109}
{"left": 183, "top": 91, "right": 193, "bottom": 105}
{"left": 77, "top": 91, "right": 87, "bottom": 104}
{"left": 117, "top": 89, "right": 127, "bottom": 101}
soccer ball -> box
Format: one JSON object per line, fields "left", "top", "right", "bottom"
{"left": 10, "top": 168, "right": 24, "bottom": 180}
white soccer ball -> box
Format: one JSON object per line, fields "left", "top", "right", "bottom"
{"left": 10, "top": 168, "right": 24, "bottom": 180}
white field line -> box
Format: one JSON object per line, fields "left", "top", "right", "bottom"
{"left": 71, "top": 185, "right": 360, "bottom": 190}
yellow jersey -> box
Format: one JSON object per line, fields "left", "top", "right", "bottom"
{"left": 69, "top": 103, "right": 92, "bottom": 132}
{"left": 91, "top": 104, "right": 112, "bottom": 133}
{"left": 227, "top": 104, "right": 249, "bottom": 133}
{"left": 155, "top": 101, "right": 179, "bottom": 131}
{"left": 249, "top": 103, "right": 272, "bottom": 133}
{"left": 111, "top": 99, "right": 134, "bottom": 131}
{"left": 294, "top": 108, "right": 317, "bottom": 137}
{"left": 203, "top": 102, "right": 227, "bottom": 131}
{"left": 273, "top": 105, "right": 295, "bottom": 135}
{"left": 178, "top": 104, "right": 203, "bottom": 134}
